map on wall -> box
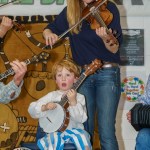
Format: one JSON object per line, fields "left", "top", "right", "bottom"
{"left": 120, "top": 29, "right": 144, "bottom": 66}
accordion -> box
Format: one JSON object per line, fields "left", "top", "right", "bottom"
{"left": 131, "top": 103, "right": 150, "bottom": 131}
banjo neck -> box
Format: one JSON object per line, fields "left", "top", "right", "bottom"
{"left": 0, "top": 59, "right": 31, "bottom": 81}
{"left": 0, "top": 52, "right": 50, "bottom": 81}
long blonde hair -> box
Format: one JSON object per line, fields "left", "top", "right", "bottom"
{"left": 66, "top": 0, "right": 114, "bottom": 34}
{"left": 67, "top": 0, "right": 83, "bottom": 34}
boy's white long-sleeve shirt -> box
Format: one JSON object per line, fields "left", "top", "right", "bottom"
{"left": 28, "top": 90, "right": 87, "bottom": 130}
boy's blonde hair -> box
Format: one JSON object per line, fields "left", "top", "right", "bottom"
{"left": 52, "top": 59, "right": 81, "bottom": 80}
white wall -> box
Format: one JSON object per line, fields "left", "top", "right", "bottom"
{"left": 0, "top": 0, "right": 67, "bottom": 16}
{"left": 116, "top": 15, "right": 150, "bottom": 150}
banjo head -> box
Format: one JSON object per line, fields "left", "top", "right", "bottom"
{"left": 39, "top": 103, "right": 65, "bottom": 133}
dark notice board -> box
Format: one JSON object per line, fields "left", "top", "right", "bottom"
{"left": 120, "top": 29, "right": 144, "bottom": 66}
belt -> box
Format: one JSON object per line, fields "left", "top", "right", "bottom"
{"left": 81, "top": 61, "right": 119, "bottom": 70}
{"left": 102, "top": 61, "right": 119, "bottom": 68}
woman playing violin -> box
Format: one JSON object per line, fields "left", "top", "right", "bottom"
{"left": 43, "top": 0, "right": 123, "bottom": 149}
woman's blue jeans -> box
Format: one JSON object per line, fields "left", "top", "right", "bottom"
{"left": 136, "top": 128, "right": 150, "bottom": 150}
{"left": 78, "top": 66, "right": 121, "bottom": 150}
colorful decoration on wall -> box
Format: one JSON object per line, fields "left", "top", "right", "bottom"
{"left": 121, "top": 76, "right": 145, "bottom": 101}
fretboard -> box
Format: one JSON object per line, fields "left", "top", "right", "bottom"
{"left": 0, "top": 59, "right": 31, "bottom": 81}
{"left": 59, "top": 73, "right": 87, "bottom": 106}
{"left": 92, "top": 11, "right": 109, "bottom": 33}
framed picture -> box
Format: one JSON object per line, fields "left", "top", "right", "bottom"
{"left": 120, "top": 29, "right": 144, "bottom": 66}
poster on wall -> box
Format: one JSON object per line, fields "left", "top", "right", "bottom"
{"left": 0, "top": 0, "right": 67, "bottom": 16}
{"left": 121, "top": 76, "right": 145, "bottom": 101}
{"left": 120, "top": 29, "right": 144, "bottom": 66}
{"left": 118, "top": 71, "right": 146, "bottom": 110}
{"left": 0, "top": 0, "right": 149, "bottom": 16}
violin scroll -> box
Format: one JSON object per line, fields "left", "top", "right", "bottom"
{"left": 12, "top": 21, "right": 25, "bottom": 32}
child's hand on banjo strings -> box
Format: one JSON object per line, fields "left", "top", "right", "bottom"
{"left": 67, "top": 89, "right": 77, "bottom": 106}
{"left": 41, "top": 102, "right": 57, "bottom": 111}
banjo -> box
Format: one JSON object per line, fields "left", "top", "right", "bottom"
{"left": 39, "top": 59, "right": 102, "bottom": 133}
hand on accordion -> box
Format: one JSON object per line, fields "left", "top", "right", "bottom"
{"left": 129, "top": 103, "right": 150, "bottom": 131}
{"left": 126, "top": 111, "right": 131, "bottom": 123}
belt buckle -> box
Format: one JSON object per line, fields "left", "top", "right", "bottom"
{"left": 102, "top": 62, "right": 118, "bottom": 68}
{"left": 103, "top": 64, "right": 112, "bottom": 68}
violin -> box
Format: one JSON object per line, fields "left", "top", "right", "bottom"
{"left": 43, "top": 0, "right": 118, "bottom": 50}
{"left": 0, "top": 16, "right": 25, "bottom": 32}
{"left": 82, "top": 0, "right": 113, "bottom": 29}
{"left": 82, "top": 0, "right": 119, "bottom": 47}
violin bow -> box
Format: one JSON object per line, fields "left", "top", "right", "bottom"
{"left": 0, "top": 0, "right": 21, "bottom": 8}
{"left": 43, "top": 0, "right": 107, "bottom": 50}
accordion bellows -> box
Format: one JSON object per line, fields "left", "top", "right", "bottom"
{"left": 131, "top": 103, "right": 150, "bottom": 131}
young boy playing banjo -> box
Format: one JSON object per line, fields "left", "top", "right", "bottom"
{"left": 28, "top": 59, "right": 92, "bottom": 150}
